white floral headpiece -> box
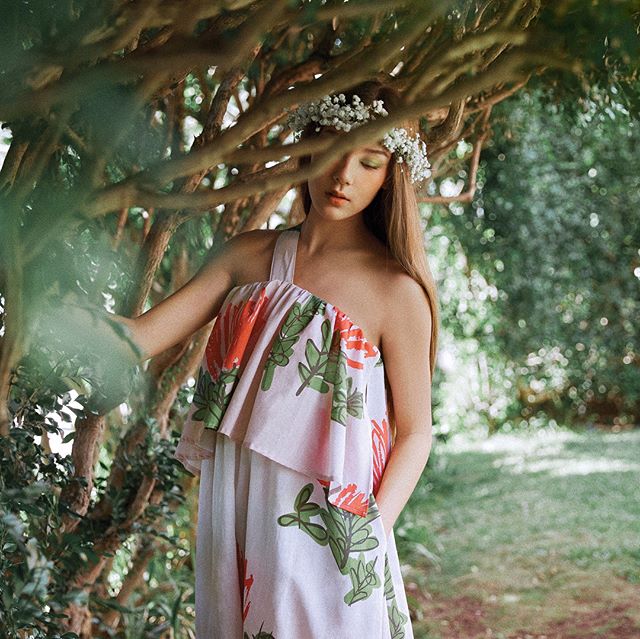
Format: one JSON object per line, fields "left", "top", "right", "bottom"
{"left": 285, "top": 93, "right": 432, "bottom": 184}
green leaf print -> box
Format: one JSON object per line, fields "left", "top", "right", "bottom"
{"left": 298, "top": 521, "right": 327, "bottom": 543}
{"left": 327, "top": 336, "right": 364, "bottom": 425}
{"left": 261, "top": 296, "right": 326, "bottom": 391}
{"left": 276, "top": 513, "right": 298, "bottom": 527}
{"left": 277, "top": 482, "right": 329, "bottom": 545}
{"left": 293, "top": 320, "right": 364, "bottom": 425}
{"left": 243, "top": 622, "right": 276, "bottom": 638}
{"left": 298, "top": 501, "right": 321, "bottom": 518}
{"left": 294, "top": 483, "right": 314, "bottom": 510}
{"left": 318, "top": 491, "right": 382, "bottom": 572}
{"left": 384, "top": 555, "right": 395, "bottom": 600}
{"left": 343, "top": 553, "right": 381, "bottom": 605}
{"left": 191, "top": 365, "right": 240, "bottom": 430}
{"left": 302, "top": 369, "right": 330, "bottom": 393}
{"left": 277, "top": 483, "right": 384, "bottom": 606}
{"left": 295, "top": 318, "right": 333, "bottom": 395}
{"left": 318, "top": 503, "right": 347, "bottom": 537}
{"left": 324, "top": 510, "right": 380, "bottom": 593}
{"left": 304, "top": 337, "right": 322, "bottom": 368}
{"left": 384, "top": 555, "right": 409, "bottom": 638}
{"left": 388, "top": 598, "right": 409, "bottom": 639}
{"left": 331, "top": 375, "right": 364, "bottom": 426}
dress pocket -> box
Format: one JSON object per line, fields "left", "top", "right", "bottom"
{"left": 369, "top": 494, "right": 390, "bottom": 556}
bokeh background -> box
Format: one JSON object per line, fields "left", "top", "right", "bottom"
{"left": 1, "top": 1, "right": 639, "bottom": 637}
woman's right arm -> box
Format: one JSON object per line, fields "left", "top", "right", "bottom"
{"left": 118, "top": 233, "right": 245, "bottom": 362}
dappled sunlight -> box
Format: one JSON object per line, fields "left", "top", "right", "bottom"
{"left": 447, "top": 428, "right": 577, "bottom": 454}
{"left": 495, "top": 454, "right": 640, "bottom": 476}
{"left": 444, "top": 429, "right": 640, "bottom": 476}
{"left": 404, "top": 428, "right": 640, "bottom": 638}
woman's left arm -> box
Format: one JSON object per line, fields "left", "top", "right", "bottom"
{"left": 375, "top": 273, "right": 434, "bottom": 537}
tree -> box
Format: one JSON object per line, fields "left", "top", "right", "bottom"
{"left": 462, "top": 85, "right": 640, "bottom": 426}
{"left": 0, "top": 0, "right": 637, "bottom": 635}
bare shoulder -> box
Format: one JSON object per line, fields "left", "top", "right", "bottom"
{"left": 379, "top": 270, "right": 433, "bottom": 353}
{"left": 224, "top": 227, "right": 277, "bottom": 254}
{"left": 229, "top": 227, "right": 295, "bottom": 250}
{"left": 223, "top": 227, "right": 287, "bottom": 285}
{"left": 224, "top": 229, "right": 279, "bottom": 284}
{"left": 388, "top": 270, "right": 432, "bottom": 316}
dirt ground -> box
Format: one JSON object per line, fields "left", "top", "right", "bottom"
{"left": 407, "top": 582, "right": 640, "bottom": 639}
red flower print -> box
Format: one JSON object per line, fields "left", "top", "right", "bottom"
{"left": 206, "top": 287, "right": 270, "bottom": 380}
{"left": 333, "top": 309, "right": 378, "bottom": 369}
{"left": 235, "top": 541, "right": 254, "bottom": 623}
{"left": 330, "top": 482, "right": 369, "bottom": 517}
{"left": 371, "top": 417, "right": 391, "bottom": 496}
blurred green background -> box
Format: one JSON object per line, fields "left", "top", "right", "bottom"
{"left": 1, "top": 1, "right": 639, "bottom": 637}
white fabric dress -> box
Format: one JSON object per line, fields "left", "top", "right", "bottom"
{"left": 174, "top": 225, "right": 414, "bottom": 638}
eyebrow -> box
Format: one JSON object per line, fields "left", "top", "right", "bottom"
{"left": 364, "top": 147, "right": 391, "bottom": 157}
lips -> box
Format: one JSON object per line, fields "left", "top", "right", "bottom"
{"left": 326, "top": 191, "right": 350, "bottom": 201}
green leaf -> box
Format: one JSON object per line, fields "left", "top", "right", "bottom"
{"left": 277, "top": 513, "right": 298, "bottom": 527}
{"left": 305, "top": 338, "right": 321, "bottom": 368}
{"left": 294, "top": 483, "right": 314, "bottom": 511}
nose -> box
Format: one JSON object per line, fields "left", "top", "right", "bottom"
{"left": 332, "top": 152, "right": 356, "bottom": 186}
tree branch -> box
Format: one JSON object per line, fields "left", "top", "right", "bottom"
{"left": 418, "top": 106, "right": 492, "bottom": 204}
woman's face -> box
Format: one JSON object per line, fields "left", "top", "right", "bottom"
{"left": 307, "top": 126, "right": 392, "bottom": 219}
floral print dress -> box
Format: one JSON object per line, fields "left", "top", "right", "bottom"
{"left": 174, "top": 225, "right": 414, "bottom": 638}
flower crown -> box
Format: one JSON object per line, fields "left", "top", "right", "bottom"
{"left": 285, "top": 93, "right": 431, "bottom": 184}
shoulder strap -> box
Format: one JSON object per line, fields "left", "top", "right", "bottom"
{"left": 269, "top": 227, "right": 300, "bottom": 282}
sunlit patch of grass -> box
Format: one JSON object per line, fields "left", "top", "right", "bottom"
{"left": 396, "top": 427, "right": 640, "bottom": 638}
{"left": 566, "top": 545, "right": 640, "bottom": 583}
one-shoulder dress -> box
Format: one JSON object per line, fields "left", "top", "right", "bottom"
{"left": 174, "top": 224, "right": 414, "bottom": 638}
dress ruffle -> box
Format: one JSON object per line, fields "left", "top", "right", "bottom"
{"left": 174, "top": 279, "right": 392, "bottom": 517}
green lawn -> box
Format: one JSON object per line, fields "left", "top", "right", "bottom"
{"left": 395, "top": 428, "right": 640, "bottom": 639}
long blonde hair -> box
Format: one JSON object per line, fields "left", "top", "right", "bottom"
{"left": 294, "top": 80, "right": 440, "bottom": 442}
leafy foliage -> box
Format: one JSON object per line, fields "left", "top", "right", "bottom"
{"left": 434, "top": 85, "right": 640, "bottom": 431}
{"left": 0, "top": 369, "right": 194, "bottom": 636}
{"left": 1, "top": 1, "right": 639, "bottom": 635}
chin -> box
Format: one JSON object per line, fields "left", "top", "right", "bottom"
{"left": 318, "top": 207, "right": 346, "bottom": 219}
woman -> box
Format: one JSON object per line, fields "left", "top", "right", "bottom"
{"left": 122, "top": 80, "right": 437, "bottom": 638}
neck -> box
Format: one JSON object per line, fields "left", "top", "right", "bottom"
{"left": 297, "top": 207, "right": 371, "bottom": 257}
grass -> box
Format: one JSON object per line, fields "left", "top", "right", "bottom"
{"left": 395, "top": 427, "right": 640, "bottom": 639}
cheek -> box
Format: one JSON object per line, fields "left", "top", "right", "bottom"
{"left": 307, "top": 178, "right": 325, "bottom": 198}
{"left": 359, "top": 169, "right": 387, "bottom": 198}
{"left": 307, "top": 159, "right": 331, "bottom": 188}
{"left": 306, "top": 170, "right": 321, "bottom": 191}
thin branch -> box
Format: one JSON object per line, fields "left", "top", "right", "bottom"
{"left": 418, "top": 106, "right": 492, "bottom": 204}
{"left": 96, "top": 2, "right": 447, "bottom": 189}
{"left": 59, "top": 413, "right": 107, "bottom": 534}
{"left": 0, "top": 2, "right": 289, "bottom": 121}
{"left": 81, "top": 46, "right": 571, "bottom": 220}
{"left": 102, "top": 535, "right": 160, "bottom": 629}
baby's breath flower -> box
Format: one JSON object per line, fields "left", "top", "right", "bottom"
{"left": 286, "top": 93, "right": 431, "bottom": 183}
